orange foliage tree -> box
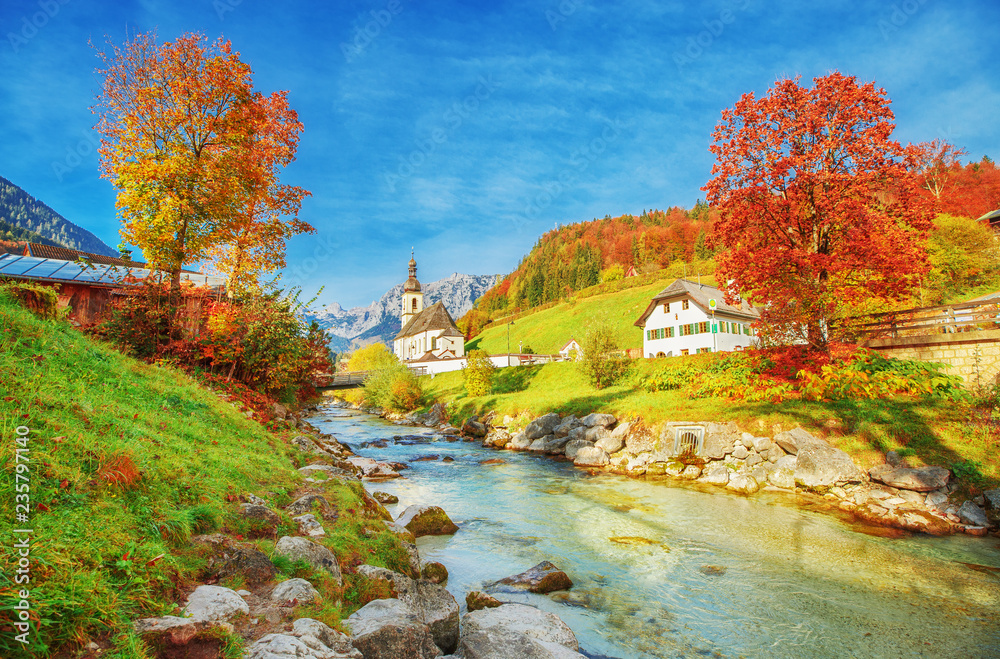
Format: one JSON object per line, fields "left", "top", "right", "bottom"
{"left": 92, "top": 32, "right": 312, "bottom": 291}
{"left": 704, "top": 73, "right": 933, "bottom": 351}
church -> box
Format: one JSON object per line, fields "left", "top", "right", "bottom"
{"left": 392, "top": 253, "right": 466, "bottom": 363}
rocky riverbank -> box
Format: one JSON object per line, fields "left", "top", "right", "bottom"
{"left": 129, "top": 410, "right": 590, "bottom": 659}
{"left": 381, "top": 402, "right": 999, "bottom": 539}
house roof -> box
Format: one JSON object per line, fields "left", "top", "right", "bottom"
{"left": 395, "top": 300, "right": 462, "bottom": 339}
{"left": 976, "top": 209, "right": 1000, "bottom": 225}
{"left": 23, "top": 243, "right": 139, "bottom": 267}
{"left": 560, "top": 339, "right": 580, "bottom": 352}
{"left": 0, "top": 253, "right": 227, "bottom": 290}
{"left": 633, "top": 278, "right": 760, "bottom": 328}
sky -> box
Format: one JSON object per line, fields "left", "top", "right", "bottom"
{"left": 1, "top": 0, "right": 999, "bottom": 309}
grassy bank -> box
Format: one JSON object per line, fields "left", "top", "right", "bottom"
{"left": 0, "top": 293, "right": 407, "bottom": 656}
{"left": 421, "top": 358, "right": 999, "bottom": 491}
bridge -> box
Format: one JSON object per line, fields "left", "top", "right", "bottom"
{"left": 314, "top": 371, "right": 368, "bottom": 390}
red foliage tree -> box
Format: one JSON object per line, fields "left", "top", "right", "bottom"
{"left": 704, "top": 73, "right": 933, "bottom": 350}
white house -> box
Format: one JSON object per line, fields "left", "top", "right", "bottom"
{"left": 392, "top": 254, "right": 466, "bottom": 364}
{"left": 633, "top": 279, "right": 759, "bottom": 357}
{"left": 559, "top": 338, "right": 582, "bottom": 360}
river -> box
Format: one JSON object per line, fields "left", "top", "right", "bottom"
{"left": 308, "top": 403, "right": 1000, "bottom": 659}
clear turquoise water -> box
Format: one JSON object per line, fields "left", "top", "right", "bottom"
{"left": 309, "top": 404, "right": 1000, "bottom": 659}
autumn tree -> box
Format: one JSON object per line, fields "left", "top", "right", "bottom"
{"left": 914, "top": 139, "right": 966, "bottom": 201}
{"left": 92, "top": 32, "right": 312, "bottom": 291}
{"left": 704, "top": 73, "right": 934, "bottom": 350}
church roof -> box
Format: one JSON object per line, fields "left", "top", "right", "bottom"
{"left": 395, "top": 300, "right": 461, "bottom": 339}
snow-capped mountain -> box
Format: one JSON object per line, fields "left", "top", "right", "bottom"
{"left": 308, "top": 272, "right": 499, "bottom": 352}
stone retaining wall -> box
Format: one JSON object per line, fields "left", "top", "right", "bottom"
{"left": 866, "top": 329, "right": 1000, "bottom": 388}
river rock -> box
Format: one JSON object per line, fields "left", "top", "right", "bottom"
{"left": 564, "top": 439, "right": 593, "bottom": 460}
{"left": 382, "top": 521, "right": 416, "bottom": 543}
{"left": 701, "top": 463, "right": 729, "bottom": 485}
{"left": 869, "top": 464, "right": 950, "bottom": 492}
{"left": 287, "top": 494, "right": 338, "bottom": 519}
{"left": 132, "top": 616, "right": 224, "bottom": 649}
{"left": 583, "top": 426, "right": 610, "bottom": 443}
{"left": 421, "top": 562, "right": 448, "bottom": 584}
{"left": 508, "top": 432, "right": 532, "bottom": 450}
{"left": 396, "top": 505, "right": 459, "bottom": 536}
{"left": 463, "top": 417, "right": 487, "bottom": 438}
{"left": 625, "top": 424, "right": 659, "bottom": 454}
{"left": 726, "top": 473, "right": 760, "bottom": 495}
{"left": 773, "top": 427, "right": 826, "bottom": 455}
{"left": 373, "top": 491, "right": 399, "bottom": 505}
{"left": 183, "top": 585, "right": 249, "bottom": 622}
{"left": 487, "top": 561, "right": 573, "bottom": 594}
{"left": 573, "top": 446, "right": 609, "bottom": 467}
{"left": 466, "top": 591, "right": 502, "bottom": 612}
{"left": 192, "top": 534, "right": 277, "bottom": 585}
{"left": 699, "top": 423, "right": 739, "bottom": 460}
{"left": 271, "top": 578, "right": 321, "bottom": 605}
{"left": 594, "top": 434, "right": 623, "bottom": 454}
{"left": 275, "top": 536, "right": 343, "bottom": 583}
{"left": 299, "top": 463, "right": 360, "bottom": 482}
{"left": 246, "top": 618, "right": 362, "bottom": 659}
{"left": 458, "top": 603, "right": 584, "bottom": 659}
{"left": 483, "top": 429, "right": 511, "bottom": 449}
{"left": 348, "top": 457, "right": 401, "bottom": 479}
{"left": 525, "top": 413, "right": 562, "bottom": 440}
{"left": 745, "top": 452, "right": 763, "bottom": 467}
{"left": 580, "top": 413, "right": 616, "bottom": 428}
{"left": 794, "top": 441, "right": 862, "bottom": 489}
{"left": 984, "top": 489, "right": 1000, "bottom": 511}
{"left": 294, "top": 513, "right": 326, "bottom": 537}
{"left": 553, "top": 416, "right": 581, "bottom": 437}
{"left": 356, "top": 565, "right": 460, "bottom": 654}
{"left": 528, "top": 437, "right": 550, "bottom": 452}
{"left": 347, "top": 599, "right": 440, "bottom": 659}
{"left": 732, "top": 445, "right": 749, "bottom": 460}
{"left": 767, "top": 465, "right": 795, "bottom": 489}
{"left": 238, "top": 503, "right": 282, "bottom": 537}
{"left": 544, "top": 435, "right": 574, "bottom": 455}
{"left": 679, "top": 464, "right": 702, "bottom": 480}
{"left": 958, "top": 501, "right": 990, "bottom": 527}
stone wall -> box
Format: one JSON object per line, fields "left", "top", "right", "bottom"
{"left": 866, "top": 329, "right": 1000, "bottom": 388}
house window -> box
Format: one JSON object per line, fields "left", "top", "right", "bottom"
{"left": 697, "top": 321, "right": 709, "bottom": 334}
{"left": 719, "top": 321, "right": 727, "bottom": 333}
{"left": 681, "top": 349, "right": 690, "bottom": 356}
{"left": 656, "top": 351, "right": 666, "bottom": 358}
{"left": 411, "top": 298, "right": 417, "bottom": 312}
{"left": 682, "top": 300, "right": 689, "bottom": 310}
{"left": 697, "top": 347, "right": 712, "bottom": 354}
{"left": 665, "top": 327, "right": 674, "bottom": 338}
{"left": 431, "top": 336, "right": 437, "bottom": 350}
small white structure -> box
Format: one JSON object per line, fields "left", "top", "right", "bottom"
{"left": 393, "top": 253, "right": 466, "bottom": 363}
{"left": 559, "top": 339, "right": 582, "bottom": 360}
{"left": 634, "top": 279, "right": 759, "bottom": 358}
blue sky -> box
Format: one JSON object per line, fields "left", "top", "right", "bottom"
{"left": 1, "top": 0, "right": 998, "bottom": 309}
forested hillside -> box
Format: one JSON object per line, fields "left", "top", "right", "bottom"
{"left": 0, "top": 217, "right": 62, "bottom": 246}
{"left": 0, "top": 175, "right": 117, "bottom": 256}
{"left": 459, "top": 204, "right": 717, "bottom": 336}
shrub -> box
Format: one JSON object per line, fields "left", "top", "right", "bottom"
{"left": 464, "top": 349, "right": 495, "bottom": 396}
{"left": 0, "top": 279, "right": 61, "bottom": 319}
{"left": 362, "top": 360, "right": 423, "bottom": 412}
{"left": 580, "top": 320, "right": 631, "bottom": 389}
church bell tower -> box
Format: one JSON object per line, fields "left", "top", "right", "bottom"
{"left": 401, "top": 250, "right": 423, "bottom": 325}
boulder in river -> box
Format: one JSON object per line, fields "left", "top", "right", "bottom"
{"left": 772, "top": 427, "right": 826, "bottom": 455}
{"left": 868, "top": 464, "right": 950, "bottom": 492}
{"left": 373, "top": 491, "right": 399, "bottom": 505}
{"left": 463, "top": 417, "right": 488, "bottom": 438}
{"left": 275, "top": 536, "right": 343, "bottom": 584}
{"left": 466, "top": 591, "right": 503, "bottom": 612}
{"left": 347, "top": 598, "right": 440, "bottom": 659}
{"left": 794, "top": 441, "right": 862, "bottom": 489}
{"left": 396, "top": 505, "right": 459, "bottom": 536}
{"left": 564, "top": 439, "right": 593, "bottom": 460}
{"left": 525, "top": 413, "right": 562, "bottom": 440}
{"left": 487, "top": 561, "right": 573, "bottom": 594}
{"left": 458, "top": 602, "right": 585, "bottom": 659}
{"left": 246, "top": 618, "right": 362, "bottom": 659}
{"left": 573, "top": 446, "right": 609, "bottom": 467}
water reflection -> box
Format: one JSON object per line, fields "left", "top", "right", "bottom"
{"left": 309, "top": 405, "right": 1000, "bottom": 659}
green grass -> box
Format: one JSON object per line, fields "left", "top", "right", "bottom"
{"left": 0, "top": 293, "right": 408, "bottom": 656}
{"left": 469, "top": 273, "right": 720, "bottom": 355}
{"left": 423, "top": 358, "right": 999, "bottom": 491}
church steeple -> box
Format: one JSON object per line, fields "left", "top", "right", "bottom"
{"left": 401, "top": 249, "right": 424, "bottom": 324}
